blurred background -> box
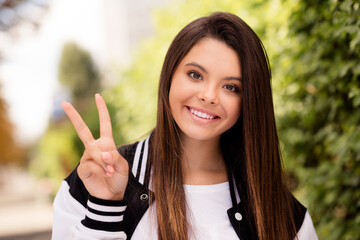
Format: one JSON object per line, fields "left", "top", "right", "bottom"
{"left": 0, "top": 0, "right": 359, "bottom": 239}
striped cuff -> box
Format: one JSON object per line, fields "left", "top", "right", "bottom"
{"left": 81, "top": 195, "right": 127, "bottom": 232}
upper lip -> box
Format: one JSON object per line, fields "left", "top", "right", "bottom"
{"left": 186, "top": 106, "right": 220, "bottom": 119}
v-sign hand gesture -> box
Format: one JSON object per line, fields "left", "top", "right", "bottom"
{"left": 62, "top": 94, "right": 129, "bottom": 200}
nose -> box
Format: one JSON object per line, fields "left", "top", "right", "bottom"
{"left": 198, "top": 83, "right": 218, "bottom": 105}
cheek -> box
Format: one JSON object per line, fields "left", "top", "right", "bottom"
{"left": 169, "top": 78, "right": 178, "bottom": 104}
{"left": 169, "top": 81, "right": 183, "bottom": 114}
{"left": 169, "top": 78, "right": 193, "bottom": 106}
{"left": 225, "top": 97, "right": 242, "bottom": 122}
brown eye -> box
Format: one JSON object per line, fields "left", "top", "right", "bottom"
{"left": 223, "top": 84, "right": 239, "bottom": 93}
{"left": 188, "top": 71, "right": 202, "bottom": 80}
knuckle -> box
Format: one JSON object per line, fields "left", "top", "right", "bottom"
{"left": 86, "top": 139, "right": 97, "bottom": 148}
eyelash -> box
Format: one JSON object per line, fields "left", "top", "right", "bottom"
{"left": 223, "top": 84, "right": 240, "bottom": 93}
{"left": 188, "top": 71, "right": 203, "bottom": 80}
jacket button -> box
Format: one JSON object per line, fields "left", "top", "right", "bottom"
{"left": 235, "top": 212, "right": 242, "bottom": 221}
{"left": 140, "top": 193, "right": 148, "bottom": 201}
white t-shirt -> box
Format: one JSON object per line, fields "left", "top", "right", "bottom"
{"left": 132, "top": 182, "right": 239, "bottom": 239}
{"left": 131, "top": 182, "right": 318, "bottom": 240}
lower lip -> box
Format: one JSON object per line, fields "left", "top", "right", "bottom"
{"left": 186, "top": 107, "right": 219, "bottom": 124}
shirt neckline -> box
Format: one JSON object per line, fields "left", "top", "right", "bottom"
{"left": 183, "top": 181, "right": 229, "bottom": 193}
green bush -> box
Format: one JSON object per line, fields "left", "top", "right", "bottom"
{"left": 275, "top": 1, "right": 360, "bottom": 239}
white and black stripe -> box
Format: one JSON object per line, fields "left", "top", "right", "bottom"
{"left": 132, "top": 138, "right": 144, "bottom": 178}
{"left": 131, "top": 135, "right": 150, "bottom": 185}
{"left": 82, "top": 195, "right": 127, "bottom": 232}
{"left": 86, "top": 200, "right": 126, "bottom": 222}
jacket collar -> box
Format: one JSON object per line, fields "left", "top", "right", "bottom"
{"left": 227, "top": 172, "right": 255, "bottom": 240}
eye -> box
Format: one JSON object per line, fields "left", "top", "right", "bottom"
{"left": 188, "top": 71, "right": 203, "bottom": 80}
{"left": 223, "top": 84, "right": 240, "bottom": 93}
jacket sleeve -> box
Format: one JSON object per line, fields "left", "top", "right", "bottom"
{"left": 52, "top": 177, "right": 128, "bottom": 240}
{"left": 51, "top": 140, "right": 147, "bottom": 240}
{"left": 51, "top": 143, "right": 136, "bottom": 240}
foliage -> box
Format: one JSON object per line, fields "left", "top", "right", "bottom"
{"left": 58, "top": 42, "right": 100, "bottom": 99}
{"left": 29, "top": 122, "right": 79, "bottom": 193}
{"left": 274, "top": 0, "right": 360, "bottom": 239}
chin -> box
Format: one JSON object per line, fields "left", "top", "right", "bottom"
{"left": 180, "top": 130, "right": 221, "bottom": 142}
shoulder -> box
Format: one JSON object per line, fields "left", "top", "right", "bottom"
{"left": 290, "top": 195, "right": 307, "bottom": 233}
{"left": 288, "top": 194, "right": 319, "bottom": 239}
{"left": 290, "top": 195, "right": 318, "bottom": 239}
{"left": 297, "top": 211, "right": 318, "bottom": 240}
{"left": 289, "top": 194, "right": 318, "bottom": 239}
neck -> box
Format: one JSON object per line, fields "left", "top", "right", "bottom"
{"left": 180, "top": 134, "right": 227, "bottom": 185}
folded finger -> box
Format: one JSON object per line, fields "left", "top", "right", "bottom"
{"left": 109, "top": 150, "right": 129, "bottom": 176}
{"left": 82, "top": 147, "right": 108, "bottom": 172}
{"left": 78, "top": 159, "right": 107, "bottom": 180}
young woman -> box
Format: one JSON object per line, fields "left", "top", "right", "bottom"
{"left": 52, "top": 12, "right": 318, "bottom": 240}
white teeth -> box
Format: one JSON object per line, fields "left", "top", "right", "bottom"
{"left": 189, "top": 108, "right": 215, "bottom": 120}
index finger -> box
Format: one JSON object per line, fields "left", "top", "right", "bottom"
{"left": 62, "top": 101, "right": 95, "bottom": 147}
{"left": 95, "top": 94, "right": 113, "bottom": 139}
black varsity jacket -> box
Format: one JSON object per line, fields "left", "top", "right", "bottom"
{"left": 52, "top": 135, "right": 312, "bottom": 240}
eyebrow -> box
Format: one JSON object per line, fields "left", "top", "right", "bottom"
{"left": 185, "top": 62, "right": 208, "bottom": 73}
{"left": 224, "top": 76, "right": 243, "bottom": 82}
{"left": 185, "top": 62, "right": 242, "bottom": 82}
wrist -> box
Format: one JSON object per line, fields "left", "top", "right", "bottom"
{"left": 109, "top": 192, "right": 125, "bottom": 201}
{"left": 90, "top": 192, "right": 125, "bottom": 202}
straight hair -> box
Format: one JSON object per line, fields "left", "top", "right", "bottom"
{"left": 151, "top": 12, "right": 298, "bottom": 240}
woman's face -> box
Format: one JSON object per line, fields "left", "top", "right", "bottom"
{"left": 169, "top": 37, "right": 242, "bottom": 142}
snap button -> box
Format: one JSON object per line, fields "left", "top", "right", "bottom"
{"left": 235, "top": 212, "right": 242, "bottom": 221}
{"left": 140, "top": 193, "right": 148, "bottom": 201}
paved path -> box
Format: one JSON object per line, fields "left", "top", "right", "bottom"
{"left": 0, "top": 230, "right": 51, "bottom": 240}
{"left": 0, "top": 167, "right": 53, "bottom": 239}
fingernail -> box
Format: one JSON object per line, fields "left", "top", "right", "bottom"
{"left": 107, "top": 164, "right": 115, "bottom": 173}
{"left": 61, "top": 101, "right": 70, "bottom": 108}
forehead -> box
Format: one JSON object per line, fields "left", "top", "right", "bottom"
{"left": 179, "top": 37, "right": 241, "bottom": 76}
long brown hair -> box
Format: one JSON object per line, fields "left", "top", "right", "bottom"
{"left": 151, "top": 12, "right": 297, "bottom": 239}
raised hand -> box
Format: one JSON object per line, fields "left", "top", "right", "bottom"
{"left": 62, "top": 94, "right": 129, "bottom": 200}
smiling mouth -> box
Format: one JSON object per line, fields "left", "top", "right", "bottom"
{"left": 187, "top": 107, "right": 219, "bottom": 120}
